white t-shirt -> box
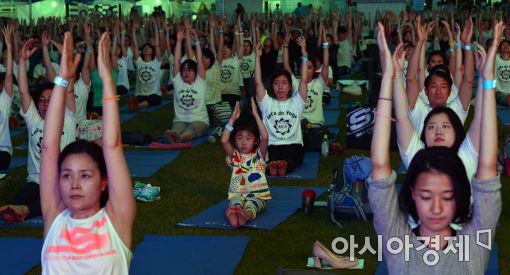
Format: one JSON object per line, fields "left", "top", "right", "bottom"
{"left": 277, "top": 48, "right": 284, "bottom": 64}
{"left": 135, "top": 57, "right": 161, "bottom": 97}
{"left": 336, "top": 39, "right": 352, "bottom": 68}
{"left": 240, "top": 52, "right": 255, "bottom": 79}
{"left": 172, "top": 73, "right": 209, "bottom": 125}
{"left": 495, "top": 54, "right": 510, "bottom": 93}
{"left": 127, "top": 47, "right": 135, "bottom": 71}
{"left": 205, "top": 63, "right": 222, "bottom": 105}
{"left": 74, "top": 76, "right": 91, "bottom": 121}
{"left": 0, "top": 90, "right": 12, "bottom": 155}
{"left": 315, "top": 65, "right": 333, "bottom": 94}
{"left": 33, "top": 62, "right": 60, "bottom": 80}
{"left": 218, "top": 56, "right": 243, "bottom": 95}
{"left": 116, "top": 56, "right": 130, "bottom": 90}
{"left": 1, "top": 60, "right": 29, "bottom": 83}
{"left": 409, "top": 93, "right": 467, "bottom": 135}
{"left": 258, "top": 91, "right": 305, "bottom": 145}
{"left": 20, "top": 101, "right": 76, "bottom": 184}
{"left": 41, "top": 208, "right": 132, "bottom": 275}
{"left": 292, "top": 74, "right": 326, "bottom": 125}
{"left": 399, "top": 133, "right": 478, "bottom": 181}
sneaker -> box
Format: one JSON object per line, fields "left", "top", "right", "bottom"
{"left": 135, "top": 184, "right": 161, "bottom": 202}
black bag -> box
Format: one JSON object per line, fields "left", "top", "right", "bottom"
{"left": 301, "top": 120, "right": 331, "bottom": 152}
{"left": 346, "top": 106, "right": 398, "bottom": 150}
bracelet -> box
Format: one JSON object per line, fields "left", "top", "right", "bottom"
{"left": 282, "top": 44, "right": 288, "bottom": 48}
{"left": 464, "top": 44, "right": 473, "bottom": 51}
{"left": 456, "top": 41, "right": 463, "bottom": 48}
{"left": 86, "top": 48, "right": 92, "bottom": 53}
{"left": 225, "top": 124, "right": 234, "bottom": 132}
{"left": 322, "top": 42, "right": 329, "bottom": 49}
{"left": 448, "top": 41, "right": 456, "bottom": 47}
{"left": 301, "top": 55, "right": 308, "bottom": 61}
{"left": 193, "top": 40, "right": 200, "bottom": 46}
{"left": 102, "top": 95, "right": 120, "bottom": 102}
{"left": 378, "top": 97, "right": 392, "bottom": 101}
{"left": 374, "top": 111, "right": 397, "bottom": 122}
{"left": 482, "top": 79, "right": 496, "bottom": 90}
{"left": 218, "top": 28, "right": 224, "bottom": 34}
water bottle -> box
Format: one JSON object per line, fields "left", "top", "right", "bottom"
{"left": 321, "top": 134, "right": 329, "bottom": 157}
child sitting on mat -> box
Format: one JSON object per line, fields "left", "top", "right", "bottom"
{"left": 221, "top": 99, "right": 271, "bottom": 228}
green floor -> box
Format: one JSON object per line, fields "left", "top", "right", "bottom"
{"left": 1, "top": 91, "right": 509, "bottom": 274}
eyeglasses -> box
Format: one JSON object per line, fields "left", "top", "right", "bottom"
{"left": 38, "top": 97, "right": 50, "bottom": 104}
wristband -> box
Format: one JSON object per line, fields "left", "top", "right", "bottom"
{"left": 322, "top": 42, "right": 329, "bottom": 49}
{"left": 193, "top": 40, "right": 200, "bottom": 46}
{"left": 282, "top": 44, "right": 288, "bottom": 48}
{"left": 482, "top": 79, "right": 496, "bottom": 90}
{"left": 218, "top": 28, "right": 224, "bottom": 34}
{"left": 86, "top": 48, "right": 92, "bottom": 53}
{"left": 53, "top": 76, "right": 69, "bottom": 88}
{"left": 301, "top": 55, "right": 308, "bottom": 62}
{"left": 225, "top": 124, "right": 234, "bottom": 132}
{"left": 464, "top": 44, "right": 473, "bottom": 51}
{"left": 449, "top": 41, "right": 457, "bottom": 47}
{"left": 456, "top": 41, "right": 463, "bottom": 48}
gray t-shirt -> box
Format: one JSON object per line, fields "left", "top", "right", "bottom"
{"left": 368, "top": 171, "right": 501, "bottom": 274}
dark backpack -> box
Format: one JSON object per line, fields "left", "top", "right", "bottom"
{"left": 327, "top": 156, "right": 372, "bottom": 228}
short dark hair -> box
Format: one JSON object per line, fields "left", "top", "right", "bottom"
{"left": 141, "top": 43, "right": 156, "bottom": 60}
{"left": 270, "top": 69, "right": 293, "bottom": 99}
{"left": 33, "top": 81, "right": 55, "bottom": 107}
{"left": 202, "top": 48, "right": 215, "bottom": 68}
{"left": 59, "top": 140, "right": 109, "bottom": 207}
{"left": 399, "top": 147, "right": 472, "bottom": 225}
{"left": 229, "top": 113, "right": 260, "bottom": 150}
{"left": 424, "top": 69, "right": 453, "bottom": 91}
{"left": 420, "top": 106, "right": 465, "bottom": 152}
{"left": 499, "top": 39, "right": 510, "bottom": 50}
{"left": 427, "top": 50, "right": 446, "bottom": 67}
{"left": 180, "top": 59, "right": 198, "bottom": 76}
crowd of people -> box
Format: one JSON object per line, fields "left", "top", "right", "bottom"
{"left": 0, "top": 2, "right": 505, "bottom": 273}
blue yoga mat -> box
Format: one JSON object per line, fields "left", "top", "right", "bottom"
{"left": 330, "top": 89, "right": 340, "bottom": 98}
{"left": 497, "top": 109, "right": 510, "bottom": 125}
{"left": 329, "top": 127, "right": 340, "bottom": 136}
{"left": 324, "top": 97, "right": 340, "bottom": 110}
{"left": 324, "top": 110, "right": 340, "bottom": 126}
{"left": 130, "top": 235, "right": 250, "bottom": 275}
{"left": 120, "top": 99, "right": 172, "bottom": 113}
{"left": 375, "top": 243, "right": 499, "bottom": 275}
{"left": 268, "top": 152, "right": 320, "bottom": 180}
{"left": 10, "top": 128, "right": 26, "bottom": 137}
{"left": 125, "top": 151, "right": 180, "bottom": 178}
{"left": 0, "top": 216, "right": 43, "bottom": 228}
{"left": 398, "top": 162, "right": 407, "bottom": 174}
{"left": 120, "top": 113, "right": 136, "bottom": 123}
{"left": 0, "top": 238, "right": 43, "bottom": 274}
{"left": 177, "top": 186, "right": 327, "bottom": 230}
{"left": 0, "top": 156, "right": 27, "bottom": 173}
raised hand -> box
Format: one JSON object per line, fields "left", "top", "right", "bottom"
{"left": 2, "top": 25, "right": 13, "bottom": 49}
{"left": 97, "top": 32, "right": 112, "bottom": 80}
{"left": 176, "top": 26, "right": 185, "bottom": 41}
{"left": 474, "top": 42, "right": 487, "bottom": 72}
{"left": 255, "top": 41, "right": 262, "bottom": 57}
{"left": 461, "top": 17, "right": 474, "bottom": 45}
{"left": 483, "top": 21, "right": 504, "bottom": 80}
{"left": 392, "top": 43, "right": 405, "bottom": 73}
{"left": 231, "top": 101, "right": 241, "bottom": 120}
{"left": 41, "top": 30, "right": 51, "bottom": 47}
{"left": 376, "top": 22, "right": 393, "bottom": 75}
{"left": 59, "top": 32, "right": 81, "bottom": 80}
{"left": 251, "top": 98, "right": 260, "bottom": 118}
{"left": 416, "top": 16, "right": 427, "bottom": 42}
{"left": 21, "top": 39, "right": 38, "bottom": 61}
{"left": 296, "top": 36, "right": 307, "bottom": 56}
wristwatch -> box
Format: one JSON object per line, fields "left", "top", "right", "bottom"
{"left": 53, "top": 76, "right": 69, "bottom": 88}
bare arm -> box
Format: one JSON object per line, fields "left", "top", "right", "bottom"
{"left": 153, "top": 18, "right": 162, "bottom": 61}
{"left": 18, "top": 40, "right": 37, "bottom": 113}
{"left": 1, "top": 26, "right": 13, "bottom": 98}
{"left": 221, "top": 102, "right": 240, "bottom": 157}
{"left": 320, "top": 24, "right": 330, "bottom": 82}
{"left": 282, "top": 24, "right": 292, "bottom": 74}
{"left": 458, "top": 17, "right": 475, "bottom": 111}
{"left": 254, "top": 42, "right": 265, "bottom": 101}
{"left": 235, "top": 16, "right": 243, "bottom": 58}
{"left": 296, "top": 37, "right": 308, "bottom": 102}
{"left": 98, "top": 33, "right": 136, "bottom": 248}
{"left": 190, "top": 29, "right": 206, "bottom": 79}
{"left": 251, "top": 98, "right": 268, "bottom": 157}
{"left": 131, "top": 20, "right": 140, "bottom": 62}
{"left": 40, "top": 32, "right": 81, "bottom": 236}
{"left": 173, "top": 26, "right": 185, "bottom": 78}
{"left": 476, "top": 22, "right": 502, "bottom": 180}
{"left": 81, "top": 23, "right": 92, "bottom": 85}
{"left": 371, "top": 23, "right": 393, "bottom": 180}
{"left": 406, "top": 17, "right": 427, "bottom": 109}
